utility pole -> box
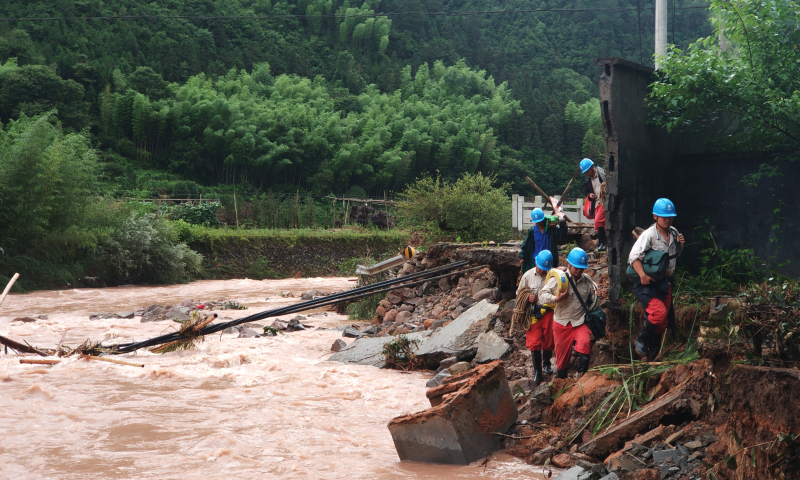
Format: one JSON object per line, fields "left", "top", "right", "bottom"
{"left": 655, "top": 0, "right": 667, "bottom": 69}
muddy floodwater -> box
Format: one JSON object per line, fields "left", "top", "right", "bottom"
{"left": 0, "top": 278, "right": 548, "bottom": 479}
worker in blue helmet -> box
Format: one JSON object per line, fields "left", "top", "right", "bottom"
{"left": 581, "top": 158, "right": 608, "bottom": 251}
{"left": 519, "top": 202, "right": 567, "bottom": 275}
{"left": 628, "top": 198, "right": 685, "bottom": 361}
{"left": 517, "top": 250, "right": 556, "bottom": 382}
{"left": 539, "top": 247, "right": 598, "bottom": 379}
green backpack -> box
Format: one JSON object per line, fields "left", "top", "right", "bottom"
{"left": 626, "top": 249, "right": 675, "bottom": 282}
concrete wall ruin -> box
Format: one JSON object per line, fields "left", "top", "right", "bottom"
{"left": 597, "top": 57, "right": 800, "bottom": 300}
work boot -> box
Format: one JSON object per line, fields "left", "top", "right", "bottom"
{"left": 542, "top": 350, "right": 554, "bottom": 375}
{"left": 556, "top": 369, "right": 568, "bottom": 379}
{"left": 635, "top": 317, "right": 657, "bottom": 360}
{"left": 532, "top": 350, "right": 543, "bottom": 383}
{"left": 596, "top": 229, "right": 608, "bottom": 252}
{"left": 577, "top": 353, "right": 591, "bottom": 377}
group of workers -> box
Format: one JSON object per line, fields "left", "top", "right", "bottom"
{"left": 517, "top": 158, "right": 684, "bottom": 379}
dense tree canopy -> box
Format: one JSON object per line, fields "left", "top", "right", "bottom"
{"left": 649, "top": 0, "right": 800, "bottom": 160}
{"left": 0, "top": 0, "right": 712, "bottom": 195}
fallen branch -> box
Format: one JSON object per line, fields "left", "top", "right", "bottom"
{"left": 20, "top": 359, "right": 60, "bottom": 365}
{"left": 80, "top": 354, "right": 144, "bottom": 368}
{"left": 0, "top": 334, "right": 48, "bottom": 356}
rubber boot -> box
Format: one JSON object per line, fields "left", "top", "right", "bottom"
{"left": 647, "top": 331, "right": 664, "bottom": 362}
{"left": 635, "top": 316, "right": 657, "bottom": 360}
{"left": 542, "top": 350, "right": 554, "bottom": 375}
{"left": 532, "top": 350, "right": 543, "bottom": 383}
{"left": 596, "top": 228, "right": 608, "bottom": 252}
{"left": 556, "top": 368, "right": 568, "bottom": 379}
{"left": 577, "top": 353, "right": 591, "bottom": 376}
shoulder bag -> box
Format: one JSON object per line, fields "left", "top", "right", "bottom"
{"left": 568, "top": 274, "right": 606, "bottom": 339}
{"left": 625, "top": 228, "right": 680, "bottom": 283}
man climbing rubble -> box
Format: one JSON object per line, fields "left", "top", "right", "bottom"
{"left": 518, "top": 202, "right": 567, "bottom": 274}
{"left": 516, "top": 250, "right": 556, "bottom": 383}
{"left": 628, "top": 198, "right": 685, "bottom": 361}
{"left": 581, "top": 158, "right": 608, "bottom": 251}
{"left": 539, "top": 247, "right": 598, "bottom": 379}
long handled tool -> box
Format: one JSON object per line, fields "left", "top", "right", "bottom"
{"left": 0, "top": 272, "right": 19, "bottom": 309}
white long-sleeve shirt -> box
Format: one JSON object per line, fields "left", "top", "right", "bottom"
{"left": 539, "top": 270, "right": 597, "bottom": 327}
{"left": 517, "top": 268, "right": 546, "bottom": 299}
{"left": 628, "top": 224, "right": 682, "bottom": 278}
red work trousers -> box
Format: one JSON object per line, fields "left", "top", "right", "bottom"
{"left": 553, "top": 321, "right": 592, "bottom": 371}
{"left": 645, "top": 285, "right": 672, "bottom": 334}
{"left": 526, "top": 310, "right": 554, "bottom": 351}
{"left": 594, "top": 203, "right": 606, "bottom": 230}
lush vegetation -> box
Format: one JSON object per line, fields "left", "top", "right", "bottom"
{"left": 649, "top": 0, "right": 800, "bottom": 166}
{"left": 397, "top": 172, "right": 511, "bottom": 243}
{"left": 0, "top": 0, "right": 712, "bottom": 196}
{"left": 0, "top": 0, "right": 715, "bottom": 289}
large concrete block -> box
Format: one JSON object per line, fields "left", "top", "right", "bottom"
{"left": 414, "top": 299, "right": 499, "bottom": 366}
{"left": 327, "top": 330, "right": 431, "bottom": 368}
{"left": 387, "top": 360, "right": 518, "bottom": 465}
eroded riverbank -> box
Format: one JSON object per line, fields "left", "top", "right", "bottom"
{"left": 0, "top": 278, "right": 546, "bottom": 479}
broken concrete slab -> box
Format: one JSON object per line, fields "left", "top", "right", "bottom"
{"left": 387, "top": 361, "right": 517, "bottom": 465}
{"left": 473, "top": 330, "right": 510, "bottom": 363}
{"left": 414, "top": 299, "right": 499, "bottom": 367}
{"left": 327, "top": 330, "right": 432, "bottom": 368}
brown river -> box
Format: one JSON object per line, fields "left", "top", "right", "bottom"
{"left": 0, "top": 278, "right": 548, "bottom": 479}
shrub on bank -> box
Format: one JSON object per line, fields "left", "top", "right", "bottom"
{"left": 398, "top": 172, "right": 511, "bottom": 243}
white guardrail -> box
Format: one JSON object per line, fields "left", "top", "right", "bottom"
{"left": 512, "top": 194, "right": 594, "bottom": 237}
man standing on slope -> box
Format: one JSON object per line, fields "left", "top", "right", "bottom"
{"left": 517, "top": 250, "right": 556, "bottom": 383}
{"left": 539, "top": 247, "right": 598, "bottom": 379}
{"left": 581, "top": 158, "right": 607, "bottom": 251}
{"left": 628, "top": 198, "right": 685, "bottom": 361}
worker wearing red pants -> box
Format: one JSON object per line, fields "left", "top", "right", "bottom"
{"left": 517, "top": 250, "right": 556, "bottom": 382}
{"left": 581, "top": 158, "right": 607, "bottom": 251}
{"left": 539, "top": 247, "right": 598, "bottom": 378}
{"left": 629, "top": 198, "right": 685, "bottom": 361}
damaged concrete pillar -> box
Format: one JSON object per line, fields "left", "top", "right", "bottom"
{"left": 387, "top": 360, "right": 518, "bottom": 464}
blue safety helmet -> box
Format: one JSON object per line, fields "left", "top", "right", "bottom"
{"left": 579, "top": 158, "right": 594, "bottom": 174}
{"left": 652, "top": 198, "right": 677, "bottom": 217}
{"left": 567, "top": 247, "right": 589, "bottom": 269}
{"left": 535, "top": 250, "right": 553, "bottom": 271}
{"left": 531, "top": 208, "right": 545, "bottom": 223}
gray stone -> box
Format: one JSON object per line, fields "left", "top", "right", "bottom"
{"left": 493, "top": 320, "right": 504, "bottom": 334}
{"left": 458, "top": 297, "right": 476, "bottom": 308}
{"left": 285, "top": 316, "right": 306, "bottom": 332}
{"left": 439, "top": 356, "right": 459, "bottom": 369}
{"left": 178, "top": 306, "right": 192, "bottom": 315}
{"left": 552, "top": 466, "right": 588, "bottom": 480}
{"left": 179, "top": 299, "right": 194, "bottom": 307}
{"left": 342, "top": 327, "right": 364, "bottom": 338}
{"left": 301, "top": 290, "right": 320, "bottom": 300}
{"left": 331, "top": 339, "right": 347, "bottom": 352}
{"left": 598, "top": 474, "right": 619, "bottom": 480}
{"left": 683, "top": 440, "right": 703, "bottom": 451}
{"left": 473, "top": 288, "right": 495, "bottom": 302}
{"left": 530, "top": 446, "right": 554, "bottom": 465}
{"left": 398, "top": 304, "right": 414, "bottom": 312}
{"left": 140, "top": 305, "right": 190, "bottom": 323}
{"left": 222, "top": 325, "right": 242, "bottom": 334}
{"left": 505, "top": 299, "right": 516, "bottom": 310}
{"left": 118, "top": 312, "right": 135, "bottom": 319}
{"left": 430, "top": 318, "right": 449, "bottom": 330}
{"left": 415, "top": 299, "right": 499, "bottom": 365}
{"left": 447, "top": 362, "right": 470, "bottom": 375}
{"left": 474, "top": 330, "right": 510, "bottom": 363}
{"left": 238, "top": 328, "right": 260, "bottom": 338}
{"left": 653, "top": 448, "right": 680, "bottom": 465}
{"left": 328, "top": 331, "right": 432, "bottom": 368}
{"left": 510, "top": 377, "right": 536, "bottom": 394}
{"left": 426, "top": 369, "right": 451, "bottom": 388}
{"left": 396, "top": 311, "right": 412, "bottom": 323}
{"left": 89, "top": 313, "right": 119, "bottom": 321}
